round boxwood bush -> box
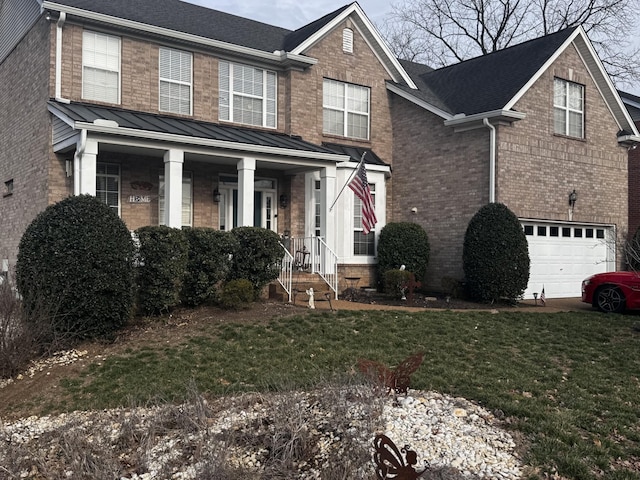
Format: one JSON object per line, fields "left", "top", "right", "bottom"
{"left": 463, "top": 203, "right": 530, "bottom": 303}
{"left": 16, "top": 194, "right": 135, "bottom": 340}
{"left": 228, "top": 227, "right": 282, "bottom": 299}
{"left": 181, "top": 228, "right": 239, "bottom": 306}
{"left": 135, "top": 225, "right": 188, "bottom": 315}
{"left": 218, "top": 278, "right": 254, "bottom": 309}
{"left": 377, "top": 222, "right": 430, "bottom": 285}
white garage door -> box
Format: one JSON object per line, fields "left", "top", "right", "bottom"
{"left": 521, "top": 222, "right": 614, "bottom": 299}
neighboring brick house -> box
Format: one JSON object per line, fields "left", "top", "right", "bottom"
{"left": 621, "top": 91, "right": 640, "bottom": 237}
{"left": 1, "top": 1, "right": 638, "bottom": 298}
{"left": 388, "top": 27, "right": 639, "bottom": 298}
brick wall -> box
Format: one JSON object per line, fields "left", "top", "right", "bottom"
{"left": 390, "top": 96, "right": 489, "bottom": 290}
{"left": 500, "top": 45, "right": 628, "bottom": 265}
{"left": 628, "top": 120, "right": 640, "bottom": 237}
{"left": 0, "top": 17, "right": 52, "bottom": 277}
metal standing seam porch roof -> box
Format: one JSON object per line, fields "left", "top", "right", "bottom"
{"left": 48, "top": 100, "right": 347, "bottom": 160}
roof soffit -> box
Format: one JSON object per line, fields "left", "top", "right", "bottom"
{"left": 289, "top": 3, "right": 417, "bottom": 88}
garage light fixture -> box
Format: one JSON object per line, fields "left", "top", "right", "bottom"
{"left": 568, "top": 190, "right": 577, "bottom": 209}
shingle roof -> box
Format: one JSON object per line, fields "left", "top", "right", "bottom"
{"left": 397, "top": 27, "right": 578, "bottom": 116}
{"left": 49, "top": 100, "right": 338, "bottom": 154}
{"left": 322, "top": 142, "right": 389, "bottom": 166}
{"left": 619, "top": 90, "right": 640, "bottom": 122}
{"left": 47, "top": 0, "right": 356, "bottom": 53}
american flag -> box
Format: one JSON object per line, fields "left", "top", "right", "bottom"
{"left": 349, "top": 160, "right": 377, "bottom": 235}
{"left": 540, "top": 286, "right": 546, "bottom": 306}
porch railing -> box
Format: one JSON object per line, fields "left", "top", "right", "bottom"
{"left": 278, "top": 243, "right": 294, "bottom": 302}
{"left": 284, "top": 235, "right": 339, "bottom": 299}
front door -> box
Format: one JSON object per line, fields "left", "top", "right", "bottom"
{"left": 218, "top": 176, "right": 277, "bottom": 232}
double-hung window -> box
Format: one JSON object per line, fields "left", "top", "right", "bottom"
{"left": 219, "top": 61, "right": 277, "bottom": 128}
{"left": 159, "top": 47, "right": 192, "bottom": 115}
{"left": 323, "top": 79, "right": 369, "bottom": 140}
{"left": 96, "top": 163, "right": 120, "bottom": 215}
{"left": 158, "top": 173, "right": 192, "bottom": 228}
{"left": 554, "top": 78, "right": 584, "bottom": 138}
{"left": 82, "top": 31, "right": 120, "bottom": 104}
{"left": 353, "top": 183, "right": 375, "bottom": 255}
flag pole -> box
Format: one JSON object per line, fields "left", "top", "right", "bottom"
{"left": 329, "top": 152, "right": 366, "bottom": 212}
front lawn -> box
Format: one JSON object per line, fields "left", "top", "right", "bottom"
{"left": 17, "top": 308, "right": 640, "bottom": 478}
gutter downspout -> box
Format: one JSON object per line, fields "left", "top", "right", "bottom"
{"left": 483, "top": 118, "right": 496, "bottom": 203}
{"left": 54, "top": 12, "right": 70, "bottom": 104}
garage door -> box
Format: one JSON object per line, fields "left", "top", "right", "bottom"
{"left": 521, "top": 222, "right": 614, "bottom": 299}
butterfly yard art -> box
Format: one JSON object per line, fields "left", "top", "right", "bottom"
{"left": 373, "top": 434, "right": 430, "bottom": 479}
{"left": 357, "top": 352, "right": 424, "bottom": 394}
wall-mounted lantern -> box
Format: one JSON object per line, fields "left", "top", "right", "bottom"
{"left": 279, "top": 193, "right": 288, "bottom": 209}
{"left": 213, "top": 188, "right": 221, "bottom": 203}
{"left": 568, "top": 189, "right": 577, "bottom": 209}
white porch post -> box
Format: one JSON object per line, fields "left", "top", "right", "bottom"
{"left": 164, "top": 149, "right": 184, "bottom": 228}
{"left": 320, "top": 165, "right": 337, "bottom": 248}
{"left": 237, "top": 157, "right": 255, "bottom": 227}
{"left": 78, "top": 137, "right": 98, "bottom": 195}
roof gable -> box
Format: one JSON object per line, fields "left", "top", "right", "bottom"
{"left": 392, "top": 26, "right": 639, "bottom": 137}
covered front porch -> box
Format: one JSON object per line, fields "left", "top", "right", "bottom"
{"left": 47, "top": 101, "right": 387, "bottom": 297}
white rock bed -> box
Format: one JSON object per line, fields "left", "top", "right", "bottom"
{"left": 1, "top": 388, "right": 522, "bottom": 479}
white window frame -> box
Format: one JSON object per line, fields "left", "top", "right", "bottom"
{"left": 219, "top": 61, "right": 277, "bottom": 128}
{"left": 96, "top": 163, "right": 120, "bottom": 216}
{"left": 323, "top": 78, "right": 370, "bottom": 140}
{"left": 554, "top": 78, "right": 584, "bottom": 138}
{"left": 353, "top": 183, "right": 375, "bottom": 256}
{"left": 159, "top": 47, "right": 193, "bottom": 115}
{"left": 82, "top": 31, "right": 120, "bottom": 104}
{"left": 159, "top": 172, "right": 193, "bottom": 228}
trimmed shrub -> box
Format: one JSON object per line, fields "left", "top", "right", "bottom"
{"left": 228, "top": 227, "right": 282, "bottom": 299}
{"left": 463, "top": 203, "right": 530, "bottom": 303}
{"left": 218, "top": 279, "right": 254, "bottom": 309}
{"left": 377, "top": 222, "right": 430, "bottom": 285}
{"left": 181, "top": 228, "right": 238, "bottom": 306}
{"left": 135, "top": 226, "right": 188, "bottom": 315}
{"left": 383, "top": 269, "right": 414, "bottom": 299}
{"left": 16, "top": 195, "right": 135, "bottom": 340}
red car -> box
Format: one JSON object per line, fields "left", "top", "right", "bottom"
{"left": 582, "top": 272, "right": 640, "bottom": 313}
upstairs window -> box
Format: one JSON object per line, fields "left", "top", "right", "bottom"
{"left": 219, "top": 61, "right": 277, "bottom": 128}
{"left": 554, "top": 78, "right": 584, "bottom": 138}
{"left": 82, "top": 31, "right": 120, "bottom": 104}
{"left": 159, "top": 47, "right": 192, "bottom": 115}
{"left": 323, "top": 79, "right": 369, "bottom": 140}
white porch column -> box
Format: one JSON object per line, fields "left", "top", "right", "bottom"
{"left": 164, "top": 149, "right": 184, "bottom": 228}
{"left": 320, "top": 165, "right": 337, "bottom": 249}
{"left": 78, "top": 137, "right": 98, "bottom": 195}
{"left": 237, "top": 157, "right": 255, "bottom": 227}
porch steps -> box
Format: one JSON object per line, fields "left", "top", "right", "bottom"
{"left": 269, "top": 272, "right": 334, "bottom": 305}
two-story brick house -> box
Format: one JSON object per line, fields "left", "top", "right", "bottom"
{"left": 1, "top": 0, "right": 638, "bottom": 299}
{"left": 1, "top": 0, "right": 408, "bottom": 294}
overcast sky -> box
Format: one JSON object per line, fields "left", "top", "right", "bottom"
{"left": 183, "top": 0, "right": 391, "bottom": 30}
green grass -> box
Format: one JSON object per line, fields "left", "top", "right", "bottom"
{"left": 50, "top": 309, "right": 640, "bottom": 479}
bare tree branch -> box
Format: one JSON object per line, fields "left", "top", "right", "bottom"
{"left": 380, "top": 0, "right": 640, "bottom": 85}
